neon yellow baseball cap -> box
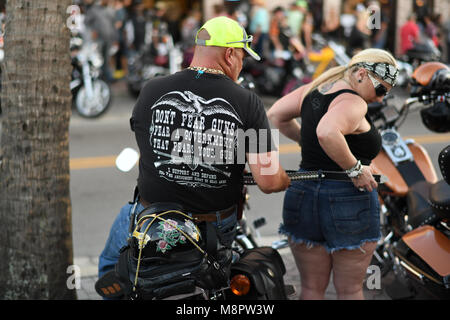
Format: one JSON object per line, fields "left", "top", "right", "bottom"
{"left": 195, "top": 16, "right": 261, "bottom": 61}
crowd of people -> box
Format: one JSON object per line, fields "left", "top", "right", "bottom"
{"left": 72, "top": 0, "right": 449, "bottom": 85}
{"left": 72, "top": 0, "right": 199, "bottom": 82}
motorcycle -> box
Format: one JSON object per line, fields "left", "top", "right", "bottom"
{"left": 126, "top": 35, "right": 183, "bottom": 98}
{"left": 395, "top": 38, "right": 440, "bottom": 90}
{"left": 402, "top": 38, "right": 441, "bottom": 70}
{"left": 70, "top": 36, "right": 112, "bottom": 118}
{"left": 279, "top": 33, "right": 351, "bottom": 97}
{"left": 240, "top": 37, "right": 309, "bottom": 98}
{"left": 368, "top": 62, "right": 450, "bottom": 299}
{"left": 285, "top": 33, "right": 412, "bottom": 92}
{"left": 95, "top": 148, "right": 294, "bottom": 300}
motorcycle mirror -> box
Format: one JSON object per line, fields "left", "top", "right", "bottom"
{"left": 116, "top": 148, "right": 139, "bottom": 172}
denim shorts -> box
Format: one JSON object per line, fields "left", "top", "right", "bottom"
{"left": 98, "top": 202, "right": 237, "bottom": 278}
{"left": 279, "top": 170, "right": 381, "bottom": 253}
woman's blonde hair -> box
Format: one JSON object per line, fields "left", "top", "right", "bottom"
{"left": 304, "top": 48, "right": 398, "bottom": 97}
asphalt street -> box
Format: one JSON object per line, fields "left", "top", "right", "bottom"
{"left": 1, "top": 79, "right": 449, "bottom": 300}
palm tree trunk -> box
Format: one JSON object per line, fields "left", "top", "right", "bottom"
{"left": 0, "top": 0, "right": 75, "bottom": 299}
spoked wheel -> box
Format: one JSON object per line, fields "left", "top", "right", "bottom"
{"left": 75, "top": 79, "right": 112, "bottom": 118}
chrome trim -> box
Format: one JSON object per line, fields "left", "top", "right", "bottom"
{"left": 236, "top": 234, "right": 255, "bottom": 249}
{"left": 400, "top": 260, "right": 424, "bottom": 282}
{"left": 440, "top": 221, "right": 450, "bottom": 231}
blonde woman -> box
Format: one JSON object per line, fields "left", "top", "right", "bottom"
{"left": 267, "top": 49, "right": 398, "bottom": 300}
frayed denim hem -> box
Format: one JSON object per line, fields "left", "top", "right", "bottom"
{"left": 279, "top": 224, "right": 381, "bottom": 254}
{"left": 326, "top": 237, "right": 381, "bottom": 254}
{"left": 279, "top": 225, "right": 325, "bottom": 250}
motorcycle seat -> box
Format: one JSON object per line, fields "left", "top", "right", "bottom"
{"left": 406, "top": 181, "right": 439, "bottom": 228}
{"left": 429, "top": 180, "right": 450, "bottom": 220}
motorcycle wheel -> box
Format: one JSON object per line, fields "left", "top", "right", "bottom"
{"left": 75, "top": 79, "right": 112, "bottom": 118}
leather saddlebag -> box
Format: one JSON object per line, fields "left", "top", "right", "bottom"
{"left": 228, "top": 246, "right": 288, "bottom": 300}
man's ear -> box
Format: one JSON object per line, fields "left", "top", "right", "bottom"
{"left": 224, "top": 47, "right": 234, "bottom": 67}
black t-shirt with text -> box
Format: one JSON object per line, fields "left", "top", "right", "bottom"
{"left": 131, "top": 69, "right": 274, "bottom": 213}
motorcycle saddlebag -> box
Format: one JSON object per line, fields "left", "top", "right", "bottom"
{"left": 118, "top": 245, "right": 229, "bottom": 300}
{"left": 228, "top": 246, "right": 288, "bottom": 300}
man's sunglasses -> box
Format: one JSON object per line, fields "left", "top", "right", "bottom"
{"left": 367, "top": 73, "right": 389, "bottom": 97}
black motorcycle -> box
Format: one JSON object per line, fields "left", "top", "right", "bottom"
{"left": 70, "top": 36, "right": 112, "bottom": 118}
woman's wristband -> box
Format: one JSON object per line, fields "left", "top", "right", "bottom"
{"left": 345, "top": 160, "right": 363, "bottom": 178}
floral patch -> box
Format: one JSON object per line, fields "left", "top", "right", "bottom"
{"left": 155, "top": 218, "right": 200, "bottom": 253}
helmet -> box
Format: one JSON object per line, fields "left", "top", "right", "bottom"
{"left": 410, "top": 62, "right": 450, "bottom": 133}
{"left": 410, "top": 62, "right": 450, "bottom": 96}
{"left": 420, "top": 100, "right": 450, "bottom": 133}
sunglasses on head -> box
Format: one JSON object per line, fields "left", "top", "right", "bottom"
{"left": 367, "top": 73, "right": 389, "bottom": 97}
{"left": 226, "top": 27, "right": 253, "bottom": 46}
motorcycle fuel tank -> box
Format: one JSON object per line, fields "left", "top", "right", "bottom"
{"left": 371, "top": 141, "right": 438, "bottom": 196}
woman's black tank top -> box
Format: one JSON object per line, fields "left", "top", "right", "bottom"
{"left": 300, "top": 88, "right": 381, "bottom": 171}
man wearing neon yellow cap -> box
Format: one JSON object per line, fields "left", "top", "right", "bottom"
{"left": 96, "top": 16, "right": 290, "bottom": 298}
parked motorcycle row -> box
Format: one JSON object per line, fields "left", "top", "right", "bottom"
{"left": 61, "top": 24, "right": 441, "bottom": 119}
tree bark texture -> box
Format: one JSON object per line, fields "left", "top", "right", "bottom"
{"left": 0, "top": 0, "right": 75, "bottom": 299}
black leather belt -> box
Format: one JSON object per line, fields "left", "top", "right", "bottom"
{"left": 138, "top": 199, "right": 236, "bottom": 223}
{"left": 243, "top": 170, "right": 387, "bottom": 184}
